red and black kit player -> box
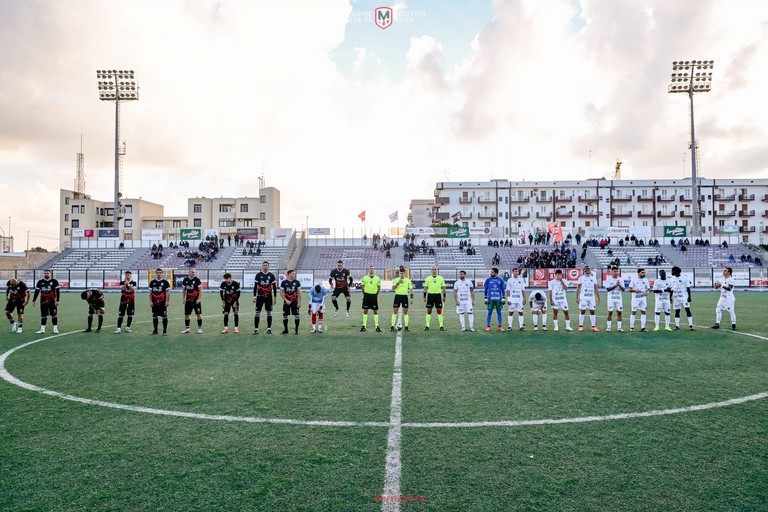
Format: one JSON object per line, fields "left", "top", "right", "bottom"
{"left": 252, "top": 261, "right": 277, "bottom": 334}
{"left": 80, "top": 289, "right": 106, "bottom": 332}
{"left": 148, "top": 268, "right": 171, "bottom": 335}
{"left": 330, "top": 260, "right": 353, "bottom": 317}
{"left": 280, "top": 270, "right": 302, "bottom": 334}
{"left": 115, "top": 271, "right": 137, "bottom": 333}
{"left": 5, "top": 278, "right": 31, "bottom": 333}
{"left": 220, "top": 272, "right": 241, "bottom": 333}
{"left": 32, "top": 269, "right": 60, "bottom": 334}
{"left": 181, "top": 268, "right": 204, "bottom": 334}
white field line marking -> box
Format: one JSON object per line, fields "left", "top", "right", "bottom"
{"left": 1, "top": 326, "right": 766, "bottom": 431}
{"left": 0, "top": 331, "right": 389, "bottom": 428}
{"left": 381, "top": 315, "right": 404, "bottom": 511}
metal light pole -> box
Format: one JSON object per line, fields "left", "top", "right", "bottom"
{"left": 669, "top": 59, "right": 713, "bottom": 238}
{"left": 97, "top": 69, "right": 139, "bottom": 239}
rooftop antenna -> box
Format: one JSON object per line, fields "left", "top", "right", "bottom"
{"left": 74, "top": 134, "right": 86, "bottom": 198}
{"left": 613, "top": 158, "right": 622, "bottom": 180}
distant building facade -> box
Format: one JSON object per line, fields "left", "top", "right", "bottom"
{"left": 60, "top": 187, "right": 281, "bottom": 247}
{"left": 431, "top": 178, "right": 768, "bottom": 243}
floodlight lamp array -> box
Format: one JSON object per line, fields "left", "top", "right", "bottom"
{"left": 96, "top": 69, "right": 139, "bottom": 100}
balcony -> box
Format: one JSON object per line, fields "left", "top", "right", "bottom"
{"left": 678, "top": 195, "right": 692, "bottom": 202}
{"left": 679, "top": 211, "right": 692, "bottom": 217}
{"left": 738, "top": 210, "right": 755, "bottom": 217}
{"left": 657, "top": 211, "right": 676, "bottom": 218}
{"left": 658, "top": 195, "right": 676, "bottom": 202}
{"left": 763, "top": 226, "right": 768, "bottom": 234}
{"left": 435, "top": 197, "right": 450, "bottom": 206}
{"left": 433, "top": 212, "right": 449, "bottom": 221}
{"left": 556, "top": 196, "right": 574, "bottom": 203}
{"left": 578, "top": 195, "right": 598, "bottom": 203}
{"left": 763, "top": 210, "right": 768, "bottom": 218}
{"left": 611, "top": 210, "right": 633, "bottom": 218}
{"left": 638, "top": 211, "right": 656, "bottom": 218}
{"left": 459, "top": 212, "right": 473, "bottom": 219}
{"left": 611, "top": 196, "right": 632, "bottom": 202}
{"left": 715, "top": 210, "right": 737, "bottom": 217}
{"left": 763, "top": 195, "right": 768, "bottom": 202}
{"left": 459, "top": 197, "right": 473, "bottom": 204}
{"left": 555, "top": 211, "right": 573, "bottom": 219}
{"left": 535, "top": 196, "right": 551, "bottom": 204}
{"left": 477, "top": 197, "right": 496, "bottom": 204}
{"left": 739, "top": 226, "right": 756, "bottom": 233}
{"left": 536, "top": 212, "right": 552, "bottom": 219}
{"left": 714, "top": 194, "right": 736, "bottom": 201}
{"left": 509, "top": 196, "right": 530, "bottom": 203}
{"left": 637, "top": 196, "right": 655, "bottom": 202}
{"left": 738, "top": 193, "right": 755, "bottom": 201}
{"left": 579, "top": 211, "right": 599, "bottom": 218}
{"left": 509, "top": 212, "right": 530, "bottom": 219}
{"left": 477, "top": 212, "right": 497, "bottom": 220}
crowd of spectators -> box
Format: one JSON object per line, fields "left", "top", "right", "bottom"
{"left": 514, "top": 246, "right": 577, "bottom": 269}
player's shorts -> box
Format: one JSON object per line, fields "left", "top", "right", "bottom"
{"left": 5, "top": 301, "right": 24, "bottom": 314}
{"left": 255, "top": 295, "right": 273, "bottom": 312}
{"left": 222, "top": 300, "right": 239, "bottom": 314}
{"left": 551, "top": 299, "right": 569, "bottom": 311}
{"left": 654, "top": 299, "right": 671, "bottom": 314}
{"left": 41, "top": 302, "right": 57, "bottom": 317}
{"left": 631, "top": 297, "right": 648, "bottom": 311}
{"left": 530, "top": 302, "right": 546, "bottom": 313}
{"left": 673, "top": 297, "right": 690, "bottom": 310}
{"left": 283, "top": 302, "right": 299, "bottom": 316}
{"left": 332, "top": 288, "right": 351, "bottom": 299}
{"left": 392, "top": 294, "right": 409, "bottom": 309}
{"left": 716, "top": 298, "right": 735, "bottom": 312}
{"left": 425, "top": 293, "right": 443, "bottom": 309}
{"left": 151, "top": 304, "right": 168, "bottom": 318}
{"left": 310, "top": 302, "right": 324, "bottom": 314}
{"left": 579, "top": 297, "right": 596, "bottom": 311}
{"left": 486, "top": 300, "right": 503, "bottom": 311}
{"left": 607, "top": 299, "right": 623, "bottom": 312}
{"left": 87, "top": 298, "right": 106, "bottom": 314}
{"left": 362, "top": 292, "right": 379, "bottom": 310}
{"left": 507, "top": 300, "right": 524, "bottom": 312}
{"left": 184, "top": 301, "right": 202, "bottom": 316}
{"left": 456, "top": 301, "right": 473, "bottom": 314}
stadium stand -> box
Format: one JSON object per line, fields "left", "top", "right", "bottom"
{"left": 45, "top": 248, "right": 137, "bottom": 270}
{"left": 222, "top": 245, "right": 286, "bottom": 270}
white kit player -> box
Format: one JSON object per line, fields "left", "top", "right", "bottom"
{"left": 548, "top": 269, "right": 573, "bottom": 331}
{"left": 454, "top": 270, "right": 476, "bottom": 332}
{"left": 627, "top": 268, "right": 651, "bottom": 332}
{"left": 505, "top": 268, "right": 527, "bottom": 331}
{"left": 652, "top": 269, "right": 673, "bottom": 331}
{"left": 604, "top": 266, "right": 625, "bottom": 332}
{"left": 670, "top": 266, "right": 694, "bottom": 330}
{"left": 711, "top": 267, "right": 736, "bottom": 330}
{"left": 576, "top": 266, "right": 600, "bottom": 332}
{"left": 529, "top": 290, "right": 547, "bottom": 331}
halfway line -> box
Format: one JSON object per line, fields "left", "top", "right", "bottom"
{"left": 381, "top": 321, "right": 404, "bottom": 511}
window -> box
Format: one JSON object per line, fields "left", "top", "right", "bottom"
{"left": 219, "top": 204, "right": 233, "bottom": 213}
{"left": 64, "top": 214, "right": 69, "bottom": 221}
{"left": 243, "top": 219, "right": 252, "bottom": 227}
{"left": 193, "top": 204, "right": 202, "bottom": 213}
{"left": 105, "top": 208, "right": 114, "bottom": 217}
{"left": 193, "top": 218, "right": 201, "bottom": 227}
{"left": 155, "top": 221, "right": 163, "bottom": 228}
{"left": 72, "top": 219, "right": 79, "bottom": 228}
{"left": 260, "top": 195, "right": 267, "bottom": 203}
{"left": 259, "top": 227, "right": 266, "bottom": 235}
{"left": 65, "top": 197, "right": 70, "bottom": 205}
{"left": 172, "top": 220, "right": 181, "bottom": 228}
{"left": 218, "top": 219, "right": 235, "bottom": 227}
{"left": 125, "top": 205, "right": 133, "bottom": 214}
{"left": 81, "top": 205, "right": 86, "bottom": 215}
{"left": 71, "top": 205, "right": 80, "bottom": 214}
{"left": 260, "top": 213, "right": 267, "bottom": 220}
{"left": 64, "top": 228, "right": 70, "bottom": 235}
{"left": 240, "top": 204, "right": 249, "bottom": 213}
{"left": 124, "top": 219, "right": 133, "bottom": 228}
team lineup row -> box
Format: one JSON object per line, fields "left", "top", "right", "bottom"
{"left": 4, "top": 261, "right": 738, "bottom": 335}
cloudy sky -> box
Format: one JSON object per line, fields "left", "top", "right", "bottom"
{"left": 1, "top": 0, "right": 767, "bottom": 250}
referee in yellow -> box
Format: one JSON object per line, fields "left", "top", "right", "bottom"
{"left": 423, "top": 265, "right": 447, "bottom": 330}
{"left": 391, "top": 265, "right": 414, "bottom": 331}
{"left": 360, "top": 266, "right": 382, "bottom": 332}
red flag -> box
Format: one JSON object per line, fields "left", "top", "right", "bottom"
{"left": 358, "top": 210, "right": 366, "bottom": 222}
{"left": 547, "top": 221, "right": 563, "bottom": 243}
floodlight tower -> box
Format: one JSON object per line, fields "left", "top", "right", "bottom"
{"left": 668, "top": 59, "right": 713, "bottom": 237}
{"left": 96, "top": 69, "right": 139, "bottom": 237}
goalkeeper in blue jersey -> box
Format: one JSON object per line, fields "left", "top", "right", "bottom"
{"left": 483, "top": 267, "right": 506, "bottom": 332}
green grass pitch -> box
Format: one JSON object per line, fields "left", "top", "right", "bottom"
{"left": 1, "top": 291, "right": 767, "bottom": 511}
